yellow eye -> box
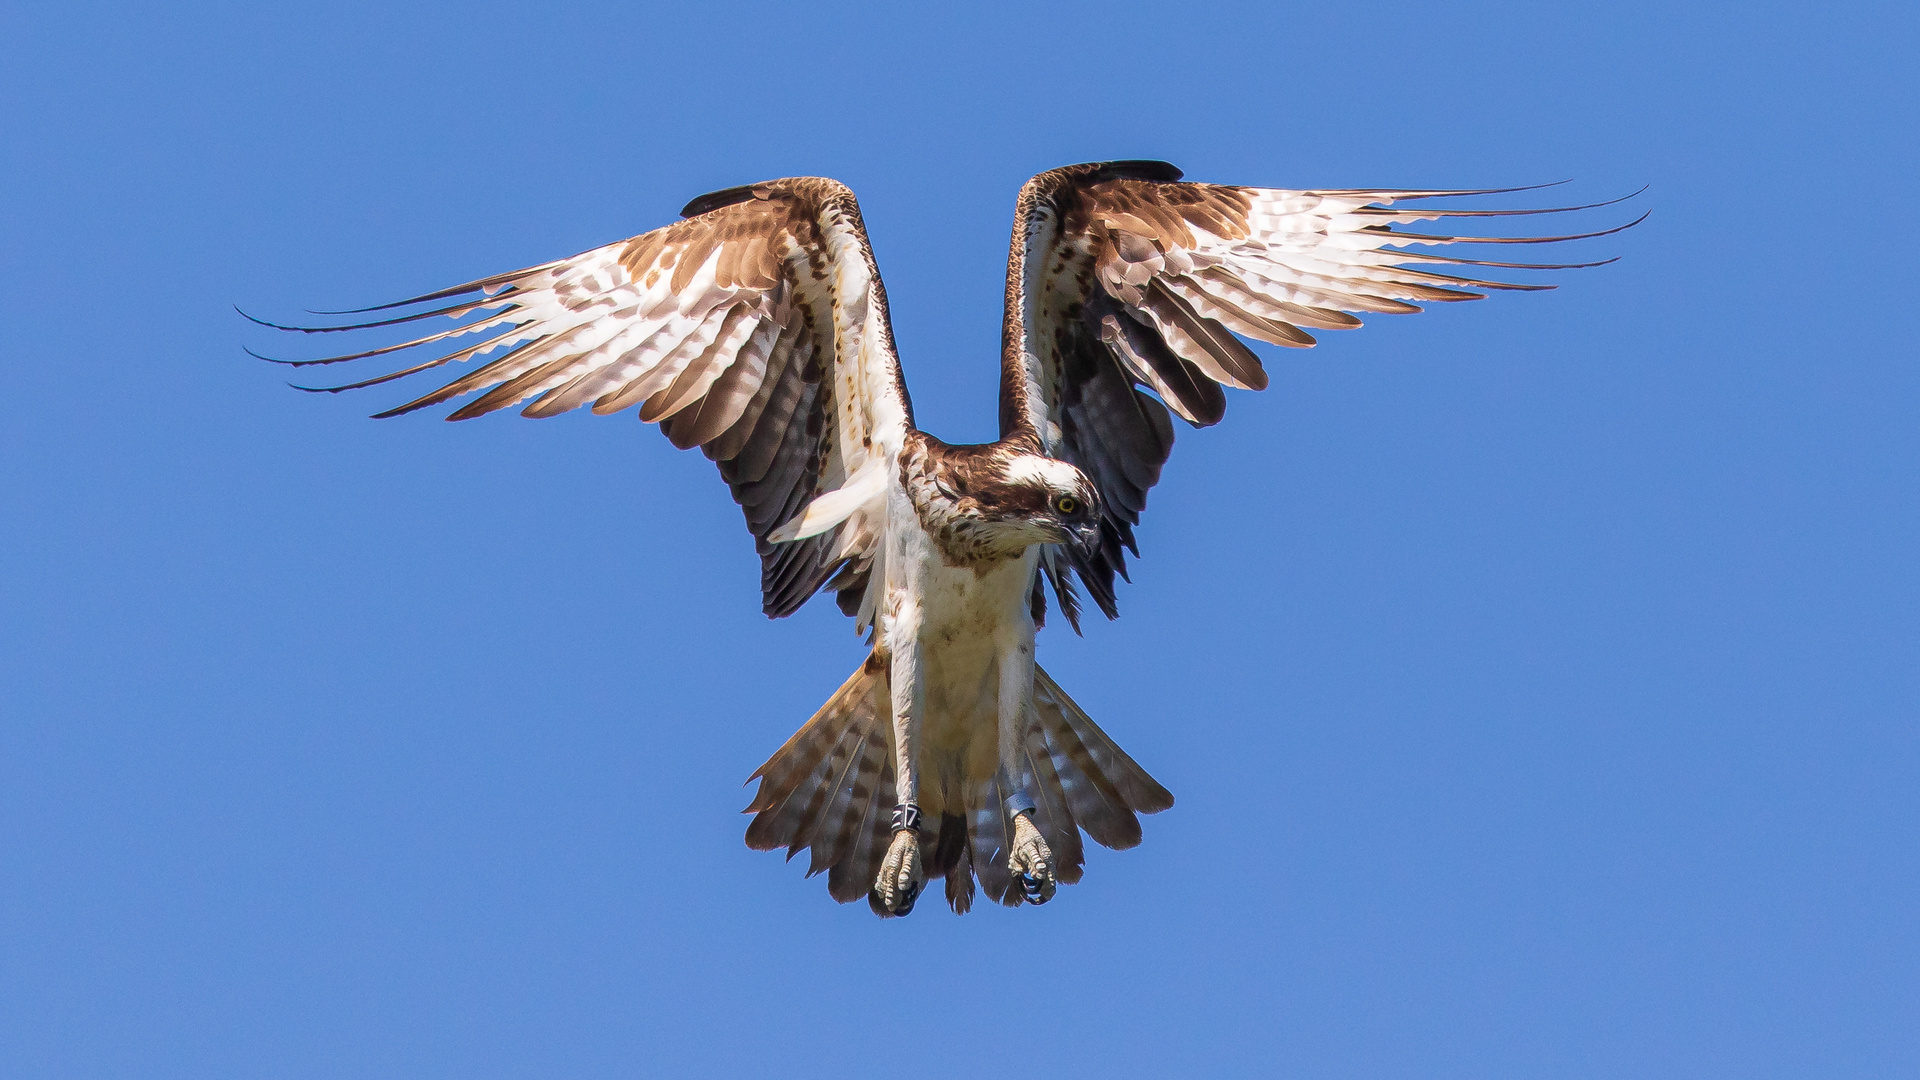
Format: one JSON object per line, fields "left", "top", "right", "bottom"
{"left": 1055, "top": 495, "right": 1079, "bottom": 515}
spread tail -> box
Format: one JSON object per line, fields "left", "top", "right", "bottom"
{"left": 743, "top": 654, "right": 1173, "bottom": 913}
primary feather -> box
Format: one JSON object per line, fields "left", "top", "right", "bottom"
{"left": 253, "top": 161, "right": 1634, "bottom": 912}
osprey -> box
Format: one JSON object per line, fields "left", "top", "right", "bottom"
{"left": 252, "top": 161, "right": 1634, "bottom": 916}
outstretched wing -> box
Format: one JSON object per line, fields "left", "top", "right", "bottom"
{"left": 1001, "top": 160, "right": 1640, "bottom": 626}
{"left": 250, "top": 177, "right": 913, "bottom": 624}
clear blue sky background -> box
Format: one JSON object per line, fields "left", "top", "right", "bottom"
{"left": 3, "top": 2, "right": 1915, "bottom": 1077}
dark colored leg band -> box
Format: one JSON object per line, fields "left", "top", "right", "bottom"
{"left": 891, "top": 803, "right": 921, "bottom": 834}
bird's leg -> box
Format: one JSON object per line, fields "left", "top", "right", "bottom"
{"left": 998, "top": 634, "right": 1054, "bottom": 905}
{"left": 871, "top": 625, "right": 925, "bottom": 917}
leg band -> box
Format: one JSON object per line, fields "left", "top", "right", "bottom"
{"left": 891, "top": 803, "right": 921, "bottom": 834}
{"left": 995, "top": 765, "right": 1037, "bottom": 819}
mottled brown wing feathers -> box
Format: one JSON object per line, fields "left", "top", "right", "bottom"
{"left": 252, "top": 177, "right": 912, "bottom": 621}
{"left": 1003, "top": 161, "right": 1637, "bottom": 624}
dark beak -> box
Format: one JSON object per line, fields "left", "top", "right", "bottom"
{"left": 1070, "top": 521, "right": 1103, "bottom": 565}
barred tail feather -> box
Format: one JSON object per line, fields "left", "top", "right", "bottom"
{"left": 972, "top": 772, "right": 1019, "bottom": 907}
{"left": 742, "top": 654, "right": 882, "bottom": 851}
{"left": 935, "top": 813, "right": 974, "bottom": 914}
{"left": 830, "top": 761, "right": 891, "bottom": 904}
{"left": 1032, "top": 663, "right": 1175, "bottom": 828}
{"left": 1023, "top": 721, "right": 1088, "bottom": 885}
{"left": 743, "top": 656, "right": 1173, "bottom": 913}
{"left": 742, "top": 652, "right": 895, "bottom": 904}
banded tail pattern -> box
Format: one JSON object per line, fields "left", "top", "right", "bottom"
{"left": 744, "top": 655, "right": 1172, "bottom": 913}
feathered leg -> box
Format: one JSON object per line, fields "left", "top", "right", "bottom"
{"left": 870, "top": 614, "right": 926, "bottom": 917}
{"left": 998, "top": 629, "right": 1055, "bottom": 905}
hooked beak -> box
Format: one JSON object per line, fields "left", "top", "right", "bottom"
{"left": 1069, "top": 521, "right": 1103, "bottom": 564}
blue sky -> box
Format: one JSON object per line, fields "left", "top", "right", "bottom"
{"left": 2, "top": 2, "right": 1915, "bottom": 1076}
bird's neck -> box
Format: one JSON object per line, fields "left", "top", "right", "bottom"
{"left": 901, "top": 431, "right": 1052, "bottom": 567}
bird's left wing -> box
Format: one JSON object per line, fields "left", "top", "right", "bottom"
{"left": 249, "top": 177, "right": 913, "bottom": 623}
{"left": 1001, "top": 160, "right": 1639, "bottom": 627}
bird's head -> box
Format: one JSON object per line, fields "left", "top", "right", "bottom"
{"left": 985, "top": 452, "right": 1105, "bottom": 561}
{"left": 913, "top": 439, "right": 1106, "bottom": 564}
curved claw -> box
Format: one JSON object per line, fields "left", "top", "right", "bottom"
{"left": 1007, "top": 812, "right": 1058, "bottom": 907}
{"left": 868, "top": 874, "right": 921, "bottom": 918}
{"left": 1019, "top": 873, "right": 1052, "bottom": 905}
{"left": 868, "top": 830, "right": 925, "bottom": 918}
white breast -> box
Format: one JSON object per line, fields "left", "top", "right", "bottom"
{"left": 881, "top": 483, "right": 1039, "bottom": 772}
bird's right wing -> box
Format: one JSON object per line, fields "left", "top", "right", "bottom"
{"left": 248, "top": 177, "right": 913, "bottom": 624}
{"left": 1000, "top": 160, "right": 1641, "bottom": 626}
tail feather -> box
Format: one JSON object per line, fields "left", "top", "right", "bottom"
{"left": 743, "top": 661, "right": 879, "bottom": 851}
{"left": 743, "top": 660, "right": 870, "bottom": 817}
{"left": 971, "top": 774, "right": 1019, "bottom": 907}
{"left": 761, "top": 717, "right": 859, "bottom": 859}
{"left": 1037, "top": 713, "right": 1144, "bottom": 850}
{"left": 740, "top": 718, "right": 835, "bottom": 817}
{"left": 936, "top": 814, "right": 975, "bottom": 913}
{"left": 744, "top": 654, "right": 1173, "bottom": 912}
{"left": 830, "top": 757, "right": 892, "bottom": 903}
{"left": 1023, "top": 726, "right": 1087, "bottom": 885}
{"left": 793, "top": 712, "right": 873, "bottom": 868}
{"left": 1035, "top": 667, "right": 1175, "bottom": 814}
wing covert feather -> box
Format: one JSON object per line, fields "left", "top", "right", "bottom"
{"left": 254, "top": 177, "right": 912, "bottom": 622}
{"left": 1002, "top": 161, "right": 1636, "bottom": 624}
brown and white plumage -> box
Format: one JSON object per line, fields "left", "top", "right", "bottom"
{"left": 253, "top": 161, "right": 1633, "bottom": 914}
{"left": 999, "top": 161, "right": 1640, "bottom": 622}
{"left": 741, "top": 656, "right": 1169, "bottom": 911}
{"left": 255, "top": 177, "right": 910, "bottom": 622}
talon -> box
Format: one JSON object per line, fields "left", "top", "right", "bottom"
{"left": 1020, "top": 874, "right": 1050, "bottom": 904}
{"left": 869, "top": 828, "right": 925, "bottom": 918}
{"left": 1007, "top": 811, "right": 1058, "bottom": 907}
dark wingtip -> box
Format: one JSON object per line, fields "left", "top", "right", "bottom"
{"left": 243, "top": 345, "right": 308, "bottom": 366}
{"left": 238, "top": 305, "right": 360, "bottom": 333}
{"left": 1087, "top": 159, "right": 1184, "bottom": 184}
{"left": 1371, "top": 186, "right": 1651, "bottom": 220}
{"left": 298, "top": 272, "right": 533, "bottom": 316}
{"left": 302, "top": 289, "right": 481, "bottom": 316}
{"left": 236, "top": 308, "right": 342, "bottom": 333}
{"left": 306, "top": 305, "right": 392, "bottom": 316}
{"left": 1511, "top": 183, "right": 1648, "bottom": 215}
{"left": 235, "top": 305, "right": 291, "bottom": 330}
{"left": 1383, "top": 208, "right": 1651, "bottom": 247}
{"left": 1412, "top": 252, "right": 1625, "bottom": 272}
{"left": 1592, "top": 208, "right": 1652, "bottom": 237}
{"left": 682, "top": 183, "right": 767, "bottom": 218}
{"left": 1386, "top": 179, "right": 1575, "bottom": 201}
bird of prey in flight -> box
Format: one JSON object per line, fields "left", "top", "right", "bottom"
{"left": 250, "top": 160, "right": 1636, "bottom": 916}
